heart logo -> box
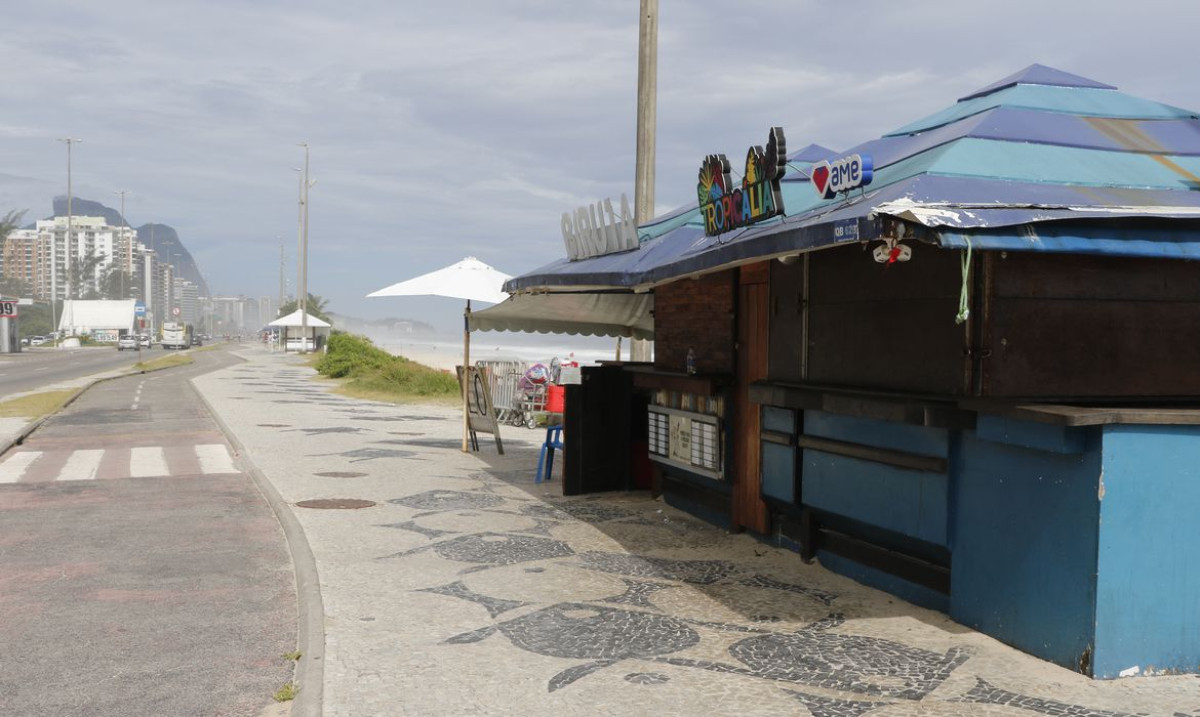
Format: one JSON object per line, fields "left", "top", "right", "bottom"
{"left": 811, "top": 161, "right": 831, "bottom": 198}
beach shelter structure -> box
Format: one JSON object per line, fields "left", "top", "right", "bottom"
{"left": 499, "top": 65, "right": 1200, "bottom": 677}
{"left": 367, "top": 256, "right": 512, "bottom": 452}
{"left": 268, "top": 309, "right": 331, "bottom": 352}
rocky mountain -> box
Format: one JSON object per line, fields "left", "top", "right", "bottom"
{"left": 45, "top": 197, "right": 210, "bottom": 297}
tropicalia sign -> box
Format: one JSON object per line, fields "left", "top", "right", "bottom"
{"left": 697, "top": 127, "right": 787, "bottom": 237}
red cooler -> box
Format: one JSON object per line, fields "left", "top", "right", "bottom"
{"left": 546, "top": 385, "right": 565, "bottom": 413}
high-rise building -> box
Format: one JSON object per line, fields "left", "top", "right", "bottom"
{"left": 174, "top": 279, "right": 199, "bottom": 325}
{"left": 3, "top": 216, "right": 140, "bottom": 301}
{"left": 1, "top": 229, "right": 44, "bottom": 296}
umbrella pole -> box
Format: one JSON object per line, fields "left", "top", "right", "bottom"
{"left": 462, "top": 300, "right": 471, "bottom": 452}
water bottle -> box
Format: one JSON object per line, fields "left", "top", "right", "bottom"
{"left": 686, "top": 347, "right": 696, "bottom": 375}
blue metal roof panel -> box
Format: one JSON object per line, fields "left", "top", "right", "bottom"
{"left": 868, "top": 138, "right": 1200, "bottom": 192}
{"left": 958, "top": 63, "right": 1116, "bottom": 102}
{"left": 834, "top": 109, "right": 1200, "bottom": 170}
{"left": 889, "top": 85, "right": 1196, "bottom": 136}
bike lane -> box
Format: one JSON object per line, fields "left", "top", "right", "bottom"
{"left": 0, "top": 349, "right": 296, "bottom": 717}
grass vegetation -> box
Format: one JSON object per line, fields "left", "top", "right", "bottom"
{"left": 314, "top": 333, "right": 460, "bottom": 406}
{"left": 272, "top": 682, "right": 297, "bottom": 702}
{"left": 282, "top": 650, "right": 303, "bottom": 662}
{"left": 0, "top": 389, "right": 78, "bottom": 419}
{"left": 135, "top": 353, "right": 194, "bottom": 372}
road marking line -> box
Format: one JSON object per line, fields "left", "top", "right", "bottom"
{"left": 195, "top": 444, "right": 237, "bottom": 474}
{"left": 0, "top": 452, "right": 42, "bottom": 483}
{"left": 129, "top": 447, "right": 169, "bottom": 477}
{"left": 59, "top": 449, "right": 104, "bottom": 481}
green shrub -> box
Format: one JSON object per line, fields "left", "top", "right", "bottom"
{"left": 315, "top": 333, "right": 396, "bottom": 378}
{"left": 315, "top": 333, "right": 458, "bottom": 400}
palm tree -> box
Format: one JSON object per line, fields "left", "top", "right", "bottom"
{"left": 278, "top": 293, "right": 331, "bottom": 324}
{"left": 0, "top": 210, "right": 27, "bottom": 296}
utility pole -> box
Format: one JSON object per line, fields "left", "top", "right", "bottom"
{"left": 631, "top": 0, "right": 657, "bottom": 362}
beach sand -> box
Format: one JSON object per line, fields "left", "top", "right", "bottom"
{"left": 380, "top": 335, "right": 625, "bottom": 372}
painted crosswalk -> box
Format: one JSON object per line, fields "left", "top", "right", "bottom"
{"left": 0, "top": 444, "right": 239, "bottom": 483}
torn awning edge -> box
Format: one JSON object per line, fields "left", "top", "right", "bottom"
{"left": 936, "top": 223, "right": 1200, "bottom": 260}
{"left": 874, "top": 198, "right": 1200, "bottom": 229}
{"left": 469, "top": 292, "right": 654, "bottom": 340}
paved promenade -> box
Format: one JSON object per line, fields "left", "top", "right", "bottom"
{"left": 193, "top": 347, "right": 1200, "bottom": 717}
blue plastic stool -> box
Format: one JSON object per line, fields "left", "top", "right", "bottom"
{"left": 536, "top": 425, "right": 564, "bottom": 483}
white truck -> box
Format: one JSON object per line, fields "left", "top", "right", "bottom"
{"left": 160, "top": 322, "right": 192, "bottom": 350}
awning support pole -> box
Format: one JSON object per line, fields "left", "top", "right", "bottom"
{"left": 462, "top": 300, "right": 471, "bottom": 453}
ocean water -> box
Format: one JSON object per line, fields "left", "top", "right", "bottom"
{"left": 373, "top": 331, "right": 643, "bottom": 370}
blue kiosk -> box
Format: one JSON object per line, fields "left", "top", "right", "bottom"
{"left": 500, "top": 65, "right": 1200, "bottom": 678}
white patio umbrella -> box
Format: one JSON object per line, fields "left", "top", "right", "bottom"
{"left": 367, "top": 256, "right": 512, "bottom": 452}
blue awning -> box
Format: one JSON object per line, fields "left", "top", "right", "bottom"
{"left": 937, "top": 224, "right": 1200, "bottom": 260}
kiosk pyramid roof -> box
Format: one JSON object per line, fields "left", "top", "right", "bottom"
{"left": 268, "top": 310, "right": 331, "bottom": 328}
{"left": 507, "top": 65, "right": 1200, "bottom": 293}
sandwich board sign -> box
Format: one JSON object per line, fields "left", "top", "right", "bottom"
{"left": 456, "top": 365, "right": 503, "bottom": 454}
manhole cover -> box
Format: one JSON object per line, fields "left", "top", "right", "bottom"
{"left": 314, "top": 471, "right": 368, "bottom": 478}
{"left": 295, "top": 498, "right": 376, "bottom": 510}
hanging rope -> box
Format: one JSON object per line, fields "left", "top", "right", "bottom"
{"left": 955, "top": 237, "right": 972, "bottom": 325}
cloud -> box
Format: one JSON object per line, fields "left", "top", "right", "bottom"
{"left": 3, "top": 0, "right": 1200, "bottom": 330}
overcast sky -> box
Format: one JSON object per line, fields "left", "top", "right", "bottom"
{"left": 2, "top": 0, "right": 1197, "bottom": 329}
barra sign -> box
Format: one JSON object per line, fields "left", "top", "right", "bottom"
{"left": 698, "top": 127, "right": 787, "bottom": 237}
{"left": 561, "top": 194, "right": 638, "bottom": 261}
{"left": 811, "top": 154, "right": 873, "bottom": 199}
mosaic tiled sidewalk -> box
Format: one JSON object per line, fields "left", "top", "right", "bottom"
{"left": 196, "top": 351, "right": 1200, "bottom": 717}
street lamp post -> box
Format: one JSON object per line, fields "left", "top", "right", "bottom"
{"left": 299, "top": 143, "right": 310, "bottom": 353}
{"left": 114, "top": 190, "right": 130, "bottom": 299}
{"left": 294, "top": 143, "right": 312, "bottom": 353}
{"left": 55, "top": 137, "right": 82, "bottom": 340}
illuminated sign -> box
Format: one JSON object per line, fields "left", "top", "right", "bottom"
{"left": 697, "top": 127, "right": 787, "bottom": 236}
{"left": 811, "top": 154, "right": 873, "bottom": 199}
{"left": 561, "top": 194, "right": 638, "bottom": 261}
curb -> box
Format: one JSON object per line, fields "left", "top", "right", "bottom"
{"left": 191, "top": 367, "right": 325, "bottom": 717}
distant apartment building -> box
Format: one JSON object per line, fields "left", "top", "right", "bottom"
{"left": 257, "top": 296, "right": 276, "bottom": 327}
{"left": 208, "top": 295, "right": 261, "bottom": 335}
{"left": 2, "top": 216, "right": 139, "bottom": 301}
{"left": 2, "top": 229, "right": 45, "bottom": 296}
{"left": 173, "top": 279, "right": 199, "bottom": 326}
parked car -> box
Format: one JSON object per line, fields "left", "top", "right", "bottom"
{"left": 117, "top": 335, "right": 138, "bottom": 351}
{"left": 28, "top": 336, "right": 46, "bottom": 346}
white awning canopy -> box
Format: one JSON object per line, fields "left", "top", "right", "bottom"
{"left": 470, "top": 293, "right": 653, "bottom": 340}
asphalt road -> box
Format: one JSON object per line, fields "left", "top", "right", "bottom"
{"left": 0, "top": 346, "right": 150, "bottom": 399}
{"left": 0, "top": 348, "right": 296, "bottom": 716}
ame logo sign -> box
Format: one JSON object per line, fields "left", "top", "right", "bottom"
{"left": 811, "top": 154, "right": 874, "bottom": 199}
